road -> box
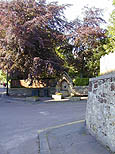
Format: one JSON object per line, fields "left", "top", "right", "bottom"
{"left": 0, "top": 97, "right": 87, "bottom": 154}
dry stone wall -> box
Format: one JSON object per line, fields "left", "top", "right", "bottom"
{"left": 86, "top": 73, "right": 115, "bottom": 152}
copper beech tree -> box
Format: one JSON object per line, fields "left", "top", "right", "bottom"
{"left": 0, "top": 0, "right": 70, "bottom": 79}
{"left": 0, "top": 1, "right": 108, "bottom": 80}
{"left": 57, "top": 6, "right": 107, "bottom": 77}
{"left": 72, "top": 7, "right": 107, "bottom": 77}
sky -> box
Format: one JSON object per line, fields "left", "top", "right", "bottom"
{"left": 47, "top": 0, "right": 114, "bottom": 23}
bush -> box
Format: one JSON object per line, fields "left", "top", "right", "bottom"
{"left": 73, "top": 77, "right": 89, "bottom": 86}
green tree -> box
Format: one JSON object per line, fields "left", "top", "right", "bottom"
{"left": 104, "top": 0, "right": 115, "bottom": 53}
{"left": 0, "top": 70, "right": 6, "bottom": 83}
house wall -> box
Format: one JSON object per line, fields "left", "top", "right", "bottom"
{"left": 86, "top": 73, "right": 115, "bottom": 152}
{"left": 100, "top": 52, "right": 115, "bottom": 75}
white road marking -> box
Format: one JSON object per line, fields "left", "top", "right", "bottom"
{"left": 39, "top": 111, "right": 49, "bottom": 116}
{"left": 38, "top": 119, "right": 85, "bottom": 133}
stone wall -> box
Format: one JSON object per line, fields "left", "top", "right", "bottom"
{"left": 86, "top": 73, "right": 115, "bottom": 152}
{"left": 9, "top": 86, "right": 88, "bottom": 98}
{"left": 73, "top": 86, "right": 88, "bottom": 96}
{"left": 9, "top": 87, "right": 56, "bottom": 97}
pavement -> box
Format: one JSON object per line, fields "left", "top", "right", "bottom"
{"left": 38, "top": 121, "right": 112, "bottom": 154}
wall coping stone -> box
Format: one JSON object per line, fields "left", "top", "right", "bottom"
{"left": 89, "top": 72, "right": 115, "bottom": 82}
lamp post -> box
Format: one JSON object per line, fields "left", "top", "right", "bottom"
{"left": 6, "top": 69, "right": 9, "bottom": 96}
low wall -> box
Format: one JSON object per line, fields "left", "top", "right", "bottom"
{"left": 9, "top": 87, "right": 56, "bottom": 97}
{"left": 86, "top": 73, "right": 115, "bottom": 152}
{"left": 73, "top": 86, "right": 88, "bottom": 96}
{"left": 9, "top": 86, "right": 88, "bottom": 98}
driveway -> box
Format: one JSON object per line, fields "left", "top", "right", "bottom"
{"left": 0, "top": 97, "right": 87, "bottom": 154}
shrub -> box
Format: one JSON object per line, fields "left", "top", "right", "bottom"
{"left": 73, "top": 77, "right": 89, "bottom": 86}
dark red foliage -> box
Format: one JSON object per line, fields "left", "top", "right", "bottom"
{"left": 0, "top": 0, "right": 69, "bottom": 79}
{"left": 67, "top": 7, "right": 107, "bottom": 77}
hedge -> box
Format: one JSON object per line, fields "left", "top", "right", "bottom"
{"left": 73, "top": 77, "right": 89, "bottom": 86}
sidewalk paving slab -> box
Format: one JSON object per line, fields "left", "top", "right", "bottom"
{"left": 38, "top": 121, "right": 112, "bottom": 154}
